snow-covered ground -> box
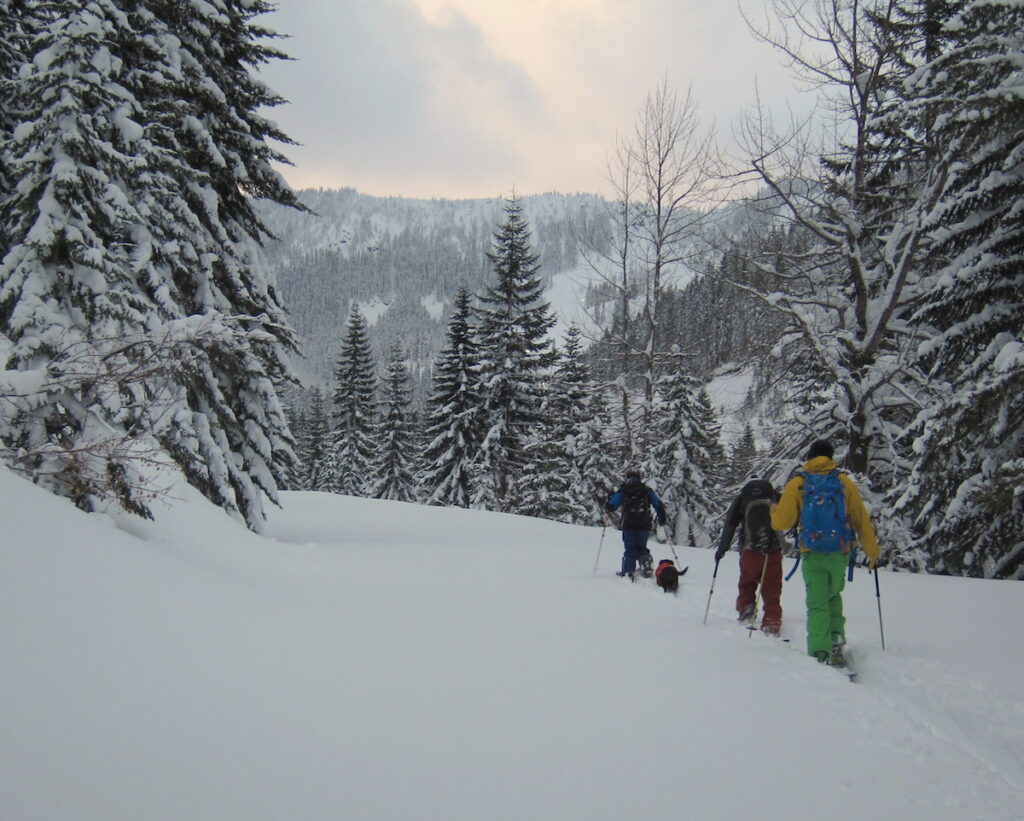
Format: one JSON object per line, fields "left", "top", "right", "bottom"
{"left": 2, "top": 465, "right": 1022, "bottom": 821}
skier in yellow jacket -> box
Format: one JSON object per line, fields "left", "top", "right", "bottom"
{"left": 771, "top": 439, "right": 881, "bottom": 667}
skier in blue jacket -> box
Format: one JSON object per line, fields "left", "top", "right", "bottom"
{"left": 605, "top": 469, "right": 667, "bottom": 579}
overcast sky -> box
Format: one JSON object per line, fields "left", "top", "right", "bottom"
{"left": 257, "top": 1, "right": 807, "bottom": 200}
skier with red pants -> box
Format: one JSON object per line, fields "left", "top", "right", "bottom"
{"left": 716, "top": 477, "right": 783, "bottom": 635}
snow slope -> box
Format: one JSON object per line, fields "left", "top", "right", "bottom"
{"left": 2, "top": 466, "right": 1022, "bottom": 821}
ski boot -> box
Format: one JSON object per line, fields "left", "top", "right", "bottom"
{"left": 829, "top": 634, "right": 847, "bottom": 668}
{"left": 638, "top": 552, "right": 654, "bottom": 579}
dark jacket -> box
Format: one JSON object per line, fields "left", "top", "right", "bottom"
{"left": 606, "top": 477, "right": 667, "bottom": 531}
{"left": 718, "top": 479, "right": 781, "bottom": 555}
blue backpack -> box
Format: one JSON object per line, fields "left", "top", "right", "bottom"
{"left": 799, "top": 471, "right": 853, "bottom": 553}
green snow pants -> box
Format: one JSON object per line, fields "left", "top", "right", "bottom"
{"left": 801, "top": 551, "right": 848, "bottom": 658}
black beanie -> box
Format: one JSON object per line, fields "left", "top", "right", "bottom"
{"left": 806, "top": 439, "right": 834, "bottom": 460}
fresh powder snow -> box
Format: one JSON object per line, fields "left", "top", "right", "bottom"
{"left": 1, "top": 464, "right": 1021, "bottom": 821}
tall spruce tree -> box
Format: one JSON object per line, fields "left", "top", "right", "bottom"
{"left": 571, "top": 386, "right": 621, "bottom": 525}
{"left": 283, "top": 401, "right": 307, "bottom": 490}
{"left": 472, "top": 197, "right": 555, "bottom": 512}
{"left": 301, "top": 386, "right": 333, "bottom": 492}
{"left": 894, "top": 0, "right": 1024, "bottom": 578}
{"left": 512, "top": 391, "right": 571, "bottom": 521}
{"left": 0, "top": 0, "right": 34, "bottom": 247}
{"left": 331, "top": 304, "right": 377, "bottom": 497}
{"left": 648, "top": 358, "right": 724, "bottom": 546}
{"left": 517, "top": 325, "right": 596, "bottom": 523}
{"left": 370, "top": 341, "right": 417, "bottom": 502}
{"left": 0, "top": 0, "right": 159, "bottom": 513}
{"left": 420, "top": 286, "right": 483, "bottom": 507}
{"left": 0, "top": 0, "right": 303, "bottom": 529}
{"left": 142, "top": 0, "right": 304, "bottom": 526}
{"left": 511, "top": 329, "right": 588, "bottom": 523}
{"left": 558, "top": 325, "right": 620, "bottom": 524}
{"left": 726, "top": 423, "right": 758, "bottom": 489}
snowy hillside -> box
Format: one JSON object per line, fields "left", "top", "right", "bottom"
{"left": 2, "top": 465, "right": 1021, "bottom": 821}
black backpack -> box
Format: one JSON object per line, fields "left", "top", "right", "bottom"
{"left": 620, "top": 479, "right": 653, "bottom": 530}
{"left": 741, "top": 480, "right": 777, "bottom": 552}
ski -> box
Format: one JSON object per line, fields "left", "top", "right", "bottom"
{"left": 743, "top": 623, "right": 789, "bottom": 642}
{"left": 837, "top": 649, "right": 858, "bottom": 682}
{"left": 828, "top": 663, "right": 858, "bottom": 682}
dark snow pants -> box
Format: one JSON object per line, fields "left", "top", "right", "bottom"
{"left": 621, "top": 529, "right": 652, "bottom": 575}
{"left": 736, "top": 548, "right": 783, "bottom": 632}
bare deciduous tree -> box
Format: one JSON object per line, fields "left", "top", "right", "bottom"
{"left": 572, "top": 79, "right": 721, "bottom": 458}
{"left": 728, "top": 0, "right": 945, "bottom": 486}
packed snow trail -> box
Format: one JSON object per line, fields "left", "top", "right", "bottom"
{"left": 1, "top": 472, "right": 1022, "bottom": 821}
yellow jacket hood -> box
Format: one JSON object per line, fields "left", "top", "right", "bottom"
{"left": 802, "top": 455, "right": 838, "bottom": 474}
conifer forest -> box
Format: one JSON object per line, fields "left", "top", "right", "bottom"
{"left": 1, "top": 1, "right": 1022, "bottom": 578}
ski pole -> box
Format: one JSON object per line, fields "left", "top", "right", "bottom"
{"left": 749, "top": 552, "right": 769, "bottom": 638}
{"left": 874, "top": 566, "right": 886, "bottom": 650}
{"left": 665, "top": 530, "right": 682, "bottom": 566}
{"left": 593, "top": 519, "right": 608, "bottom": 575}
{"left": 702, "top": 558, "right": 720, "bottom": 626}
{"left": 784, "top": 529, "right": 801, "bottom": 581}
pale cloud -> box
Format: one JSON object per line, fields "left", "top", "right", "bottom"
{"left": 259, "top": 0, "right": 803, "bottom": 199}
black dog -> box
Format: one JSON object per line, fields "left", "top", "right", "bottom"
{"left": 655, "top": 560, "right": 688, "bottom": 593}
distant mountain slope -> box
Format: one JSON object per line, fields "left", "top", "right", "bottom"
{"left": 259, "top": 189, "right": 612, "bottom": 387}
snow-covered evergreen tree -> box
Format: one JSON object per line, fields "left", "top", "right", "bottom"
{"left": 420, "top": 287, "right": 483, "bottom": 507}
{"left": 726, "top": 423, "right": 758, "bottom": 489}
{"left": 369, "top": 341, "right": 417, "bottom": 502}
{"left": 893, "top": 0, "right": 1024, "bottom": 578}
{"left": 647, "top": 358, "right": 725, "bottom": 546}
{"left": 0, "top": 4, "right": 160, "bottom": 511}
{"left": 516, "top": 325, "right": 595, "bottom": 523}
{"left": 513, "top": 328, "right": 593, "bottom": 522}
{"left": 512, "top": 394, "right": 572, "bottom": 521}
{"left": 571, "top": 386, "right": 622, "bottom": 525}
{"left": 331, "top": 304, "right": 377, "bottom": 497}
{"left": 283, "top": 401, "right": 307, "bottom": 490}
{"left": 0, "top": 0, "right": 302, "bottom": 529}
{"left": 472, "top": 197, "right": 556, "bottom": 512}
{"left": 548, "top": 326, "right": 621, "bottom": 524}
{"left": 301, "top": 386, "right": 333, "bottom": 492}
{"left": 0, "top": 0, "right": 34, "bottom": 246}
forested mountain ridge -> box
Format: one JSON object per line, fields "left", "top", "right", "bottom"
{"left": 260, "top": 189, "right": 614, "bottom": 388}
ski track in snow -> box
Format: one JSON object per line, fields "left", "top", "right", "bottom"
{"left": 872, "top": 651, "right": 1024, "bottom": 792}
{"left": 583, "top": 558, "right": 1023, "bottom": 820}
